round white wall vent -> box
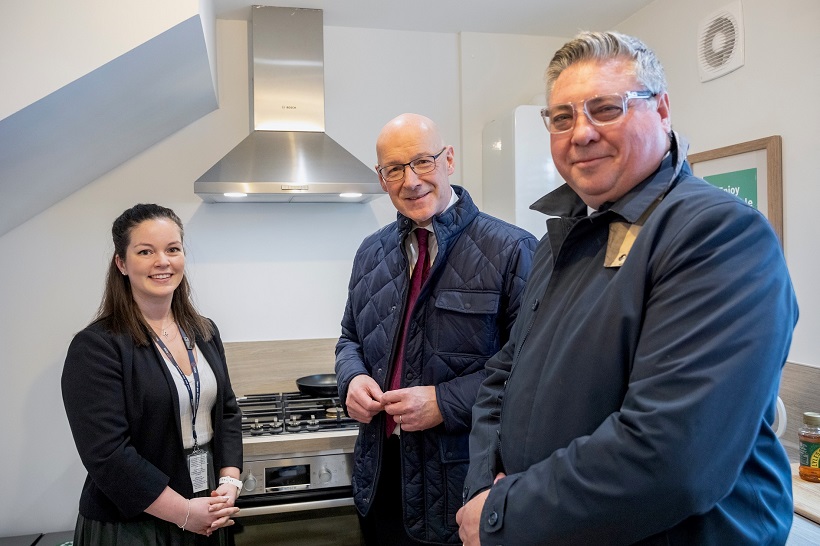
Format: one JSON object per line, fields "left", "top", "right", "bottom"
{"left": 697, "top": 1, "right": 745, "bottom": 82}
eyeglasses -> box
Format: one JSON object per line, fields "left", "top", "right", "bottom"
{"left": 377, "top": 147, "right": 447, "bottom": 182}
{"left": 540, "top": 90, "right": 656, "bottom": 134}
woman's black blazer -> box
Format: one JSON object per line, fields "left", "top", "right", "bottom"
{"left": 62, "top": 318, "right": 243, "bottom": 522}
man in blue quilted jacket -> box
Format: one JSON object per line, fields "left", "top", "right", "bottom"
{"left": 336, "top": 113, "right": 537, "bottom": 545}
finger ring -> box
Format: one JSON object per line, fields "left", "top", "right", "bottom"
{"left": 399, "top": 415, "right": 403, "bottom": 424}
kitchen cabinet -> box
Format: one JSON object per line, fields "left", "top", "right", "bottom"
{"left": 233, "top": 507, "right": 361, "bottom": 545}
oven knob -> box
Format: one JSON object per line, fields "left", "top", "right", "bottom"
{"left": 244, "top": 472, "right": 258, "bottom": 492}
{"left": 318, "top": 467, "right": 332, "bottom": 484}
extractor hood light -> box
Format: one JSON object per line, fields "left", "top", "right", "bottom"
{"left": 224, "top": 192, "right": 248, "bottom": 198}
{"left": 340, "top": 192, "right": 363, "bottom": 199}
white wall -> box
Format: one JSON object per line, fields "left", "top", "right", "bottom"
{"left": 618, "top": 0, "right": 819, "bottom": 367}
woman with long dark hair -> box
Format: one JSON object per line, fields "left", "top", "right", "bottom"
{"left": 62, "top": 204, "right": 242, "bottom": 545}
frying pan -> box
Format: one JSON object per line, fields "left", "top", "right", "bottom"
{"left": 296, "top": 373, "right": 339, "bottom": 398}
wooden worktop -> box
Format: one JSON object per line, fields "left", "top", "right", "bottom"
{"left": 793, "top": 463, "right": 820, "bottom": 525}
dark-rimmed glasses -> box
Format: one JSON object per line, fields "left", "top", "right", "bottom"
{"left": 377, "top": 147, "right": 447, "bottom": 182}
{"left": 540, "top": 90, "right": 656, "bottom": 134}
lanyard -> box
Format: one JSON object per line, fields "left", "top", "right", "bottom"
{"left": 153, "top": 326, "right": 201, "bottom": 450}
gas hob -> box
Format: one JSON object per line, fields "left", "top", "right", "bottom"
{"left": 237, "top": 392, "right": 358, "bottom": 437}
{"left": 237, "top": 392, "right": 359, "bottom": 459}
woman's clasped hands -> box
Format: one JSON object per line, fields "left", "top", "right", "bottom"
{"left": 186, "top": 493, "right": 240, "bottom": 536}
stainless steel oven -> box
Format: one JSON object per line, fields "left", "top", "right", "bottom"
{"left": 231, "top": 393, "right": 362, "bottom": 545}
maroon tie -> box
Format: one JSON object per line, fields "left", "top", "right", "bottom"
{"left": 386, "top": 228, "right": 431, "bottom": 436}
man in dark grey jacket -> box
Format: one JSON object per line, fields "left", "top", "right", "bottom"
{"left": 457, "top": 31, "right": 798, "bottom": 545}
{"left": 336, "top": 113, "right": 536, "bottom": 545}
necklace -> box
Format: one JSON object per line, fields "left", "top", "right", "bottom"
{"left": 148, "top": 316, "right": 176, "bottom": 341}
{"left": 159, "top": 321, "right": 176, "bottom": 340}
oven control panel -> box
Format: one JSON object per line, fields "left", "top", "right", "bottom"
{"left": 240, "top": 453, "right": 353, "bottom": 496}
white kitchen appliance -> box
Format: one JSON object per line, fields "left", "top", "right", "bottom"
{"left": 482, "top": 104, "right": 565, "bottom": 239}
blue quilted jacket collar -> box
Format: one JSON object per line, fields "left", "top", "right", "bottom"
{"left": 396, "top": 185, "right": 480, "bottom": 255}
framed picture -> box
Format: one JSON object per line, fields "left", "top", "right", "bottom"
{"left": 688, "top": 136, "right": 782, "bottom": 243}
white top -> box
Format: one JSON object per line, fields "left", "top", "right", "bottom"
{"left": 161, "top": 345, "right": 217, "bottom": 449}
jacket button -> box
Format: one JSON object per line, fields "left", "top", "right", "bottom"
{"left": 464, "top": 302, "right": 472, "bottom": 309}
{"left": 487, "top": 511, "right": 498, "bottom": 525}
{"left": 391, "top": 305, "right": 397, "bottom": 312}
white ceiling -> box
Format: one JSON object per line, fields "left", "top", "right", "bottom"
{"left": 212, "top": 0, "right": 655, "bottom": 36}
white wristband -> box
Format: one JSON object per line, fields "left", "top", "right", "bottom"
{"left": 219, "top": 476, "right": 243, "bottom": 492}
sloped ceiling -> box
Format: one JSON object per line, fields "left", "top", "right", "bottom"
{"left": 0, "top": 14, "right": 217, "bottom": 237}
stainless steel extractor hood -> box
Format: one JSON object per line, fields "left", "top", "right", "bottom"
{"left": 194, "top": 6, "right": 383, "bottom": 203}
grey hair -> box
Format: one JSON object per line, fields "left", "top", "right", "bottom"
{"left": 545, "top": 31, "right": 667, "bottom": 97}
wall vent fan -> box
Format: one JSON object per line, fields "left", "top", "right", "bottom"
{"left": 697, "top": 1, "right": 745, "bottom": 82}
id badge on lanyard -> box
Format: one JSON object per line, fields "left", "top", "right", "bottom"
{"left": 188, "top": 449, "right": 212, "bottom": 493}
{"left": 154, "top": 327, "right": 212, "bottom": 493}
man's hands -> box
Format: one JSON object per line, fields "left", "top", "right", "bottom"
{"left": 345, "top": 375, "right": 385, "bottom": 423}
{"left": 456, "top": 473, "right": 506, "bottom": 546}
{"left": 382, "top": 385, "right": 443, "bottom": 431}
{"left": 345, "top": 376, "right": 443, "bottom": 431}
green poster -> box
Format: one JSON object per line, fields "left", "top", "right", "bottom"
{"left": 703, "top": 168, "right": 758, "bottom": 209}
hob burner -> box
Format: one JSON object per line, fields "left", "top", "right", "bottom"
{"left": 238, "top": 392, "right": 357, "bottom": 437}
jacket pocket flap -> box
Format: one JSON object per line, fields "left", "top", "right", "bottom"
{"left": 435, "top": 290, "right": 500, "bottom": 314}
{"left": 439, "top": 433, "right": 470, "bottom": 463}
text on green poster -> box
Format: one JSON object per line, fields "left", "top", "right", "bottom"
{"left": 703, "top": 168, "right": 758, "bottom": 209}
